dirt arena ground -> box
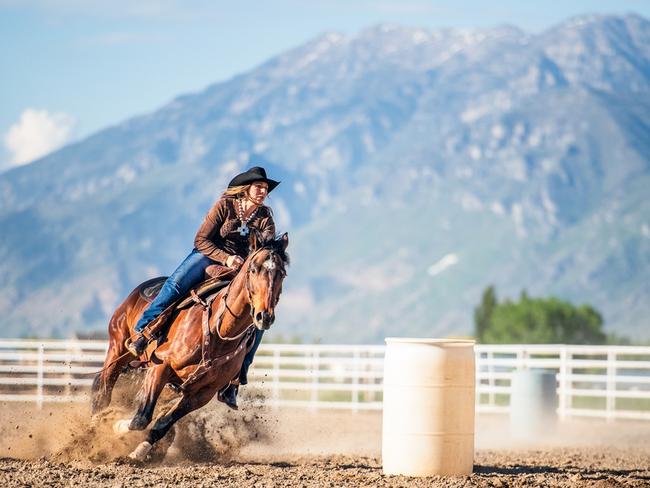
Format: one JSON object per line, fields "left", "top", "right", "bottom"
{"left": 1, "top": 392, "right": 649, "bottom": 487}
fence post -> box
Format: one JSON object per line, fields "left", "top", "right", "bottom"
{"left": 488, "top": 350, "right": 495, "bottom": 408}
{"left": 517, "top": 347, "right": 528, "bottom": 370}
{"left": 272, "top": 348, "right": 280, "bottom": 409}
{"left": 36, "top": 343, "right": 45, "bottom": 409}
{"left": 474, "top": 349, "right": 479, "bottom": 408}
{"left": 311, "top": 350, "right": 319, "bottom": 411}
{"left": 606, "top": 350, "right": 616, "bottom": 422}
{"left": 510, "top": 348, "right": 526, "bottom": 411}
{"left": 65, "top": 343, "right": 74, "bottom": 399}
{"left": 558, "top": 346, "right": 568, "bottom": 419}
{"left": 352, "top": 349, "right": 360, "bottom": 412}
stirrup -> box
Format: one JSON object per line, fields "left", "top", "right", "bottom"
{"left": 125, "top": 335, "right": 149, "bottom": 357}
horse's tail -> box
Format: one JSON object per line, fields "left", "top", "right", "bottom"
{"left": 90, "top": 295, "right": 136, "bottom": 413}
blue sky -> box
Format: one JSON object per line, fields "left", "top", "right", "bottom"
{"left": 1, "top": 0, "right": 649, "bottom": 171}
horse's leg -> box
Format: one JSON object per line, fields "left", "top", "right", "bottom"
{"left": 91, "top": 310, "right": 130, "bottom": 415}
{"left": 91, "top": 348, "right": 131, "bottom": 415}
{"left": 129, "top": 385, "right": 217, "bottom": 461}
{"left": 114, "top": 363, "right": 171, "bottom": 432}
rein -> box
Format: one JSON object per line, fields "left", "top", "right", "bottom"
{"left": 180, "top": 253, "right": 267, "bottom": 390}
{"left": 213, "top": 247, "right": 264, "bottom": 341}
{"left": 192, "top": 246, "right": 274, "bottom": 347}
{"left": 213, "top": 291, "right": 254, "bottom": 342}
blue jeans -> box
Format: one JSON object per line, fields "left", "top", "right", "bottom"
{"left": 240, "top": 329, "right": 264, "bottom": 385}
{"left": 135, "top": 249, "right": 213, "bottom": 333}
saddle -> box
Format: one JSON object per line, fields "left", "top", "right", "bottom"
{"left": 133, "top": 265, "right": 237, "bottom": 361}
{"left": 138, "top": 276, "right": 230, "bottom": 309}
{"left": 139, "top": 264, "right": 236, "bottom": 306}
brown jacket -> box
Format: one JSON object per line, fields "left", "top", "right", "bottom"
{"left": 194, "top": 195, "right": 275, "bottom": 265}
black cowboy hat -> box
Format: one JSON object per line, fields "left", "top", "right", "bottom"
{"left": 228, "top": 166, "right": 280, "bottom": 192}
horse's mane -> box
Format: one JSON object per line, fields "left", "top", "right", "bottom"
{"left": 262, "top": 235, "right": 290, "bottom": 265}
{"left": 249, "top": 229, "right": 290, "bottom": 265}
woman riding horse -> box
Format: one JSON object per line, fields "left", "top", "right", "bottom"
{"left": 128, "top": 165, "right": 280, "bottom": 409}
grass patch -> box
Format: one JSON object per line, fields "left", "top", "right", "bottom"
{"left": 615, "top": 397, "right": 650, "bottom": 411}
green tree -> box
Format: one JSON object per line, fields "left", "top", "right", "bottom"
{"left": 474, "top": 287, "right": 608, "bottom": 345}
{"left": 474, "top": 285, "right": 497, "bottom": 343}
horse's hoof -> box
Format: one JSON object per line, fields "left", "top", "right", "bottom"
{"left": 129, "top": 414, "right": 151, "bottom": 431}
{"left": 113, "top": 419, "right": 132, "bottom": 435}
{"left": 129, "top": 441, "right": 152, "bottom": 462}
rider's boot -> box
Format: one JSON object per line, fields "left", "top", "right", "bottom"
{"left": 126, "top": 334, "right": 149, "bottom": 357}
{"left": 217, "top": 383, "right": 239, "bottom": 410}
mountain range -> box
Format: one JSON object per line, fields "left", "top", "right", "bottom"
{"left": 1, "top": 13, "right": 649, "bottom": 343}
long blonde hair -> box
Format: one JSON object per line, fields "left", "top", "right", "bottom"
{"left": 222, "top": 184, "right": 272, "bottom": 215}
{"left": 222, "top": 184, "right": 250, "bottom": 198}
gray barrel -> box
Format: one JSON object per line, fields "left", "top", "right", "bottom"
{"left": 509, "top": 369, "right": 557, "bottom": 440}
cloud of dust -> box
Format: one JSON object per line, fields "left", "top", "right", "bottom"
{"left": 0, "top": 374, "right": 271, "bottom": 465}
{"left": 475, "top": 413, "right": 650, "bottom": 451}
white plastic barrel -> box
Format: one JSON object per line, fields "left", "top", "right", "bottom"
{"left": 382, "top": 338, "right": 476, "bottom": 477}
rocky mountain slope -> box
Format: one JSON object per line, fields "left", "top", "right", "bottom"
{"left": 1, "top": 14, "right": 648, "bottom": 342}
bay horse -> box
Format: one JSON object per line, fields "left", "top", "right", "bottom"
{"left": 91, "top": 233, "right": 289, "bottom": 461}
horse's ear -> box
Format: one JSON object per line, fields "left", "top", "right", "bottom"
{"left": 280, "top": 232, "right": 289, "bottom": 251}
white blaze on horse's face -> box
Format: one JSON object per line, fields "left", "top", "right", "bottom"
{"left": 249, "top": 250, "right": 285, "bottom": 331}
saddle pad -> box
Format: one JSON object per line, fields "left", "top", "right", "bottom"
{"left": 139, "top": 277, "right": 167, "bottom": 303}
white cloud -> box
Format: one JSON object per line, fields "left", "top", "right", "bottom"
{"left": 4, "top": 109, "right": 75, "bottom": 168}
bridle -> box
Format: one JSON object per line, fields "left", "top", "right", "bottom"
{"left": 213, "top": 247, "right": 285, "bottom": 341}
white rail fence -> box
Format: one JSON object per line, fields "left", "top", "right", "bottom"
{"left": 1, "top": 340, "right": 649, "bottom": 420}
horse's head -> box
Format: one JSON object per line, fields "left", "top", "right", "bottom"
{"left": 244, "top": 233, "right": 289, "bottom": 330}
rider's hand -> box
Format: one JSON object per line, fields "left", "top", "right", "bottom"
{"left": 226, "top": 255, "right": 244, "bottom": 269}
